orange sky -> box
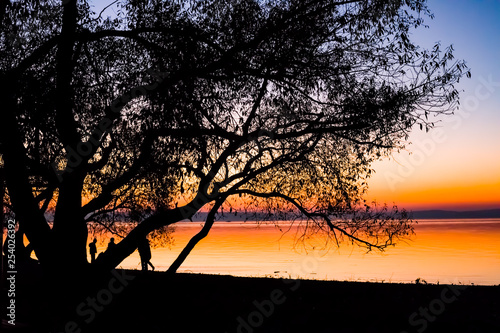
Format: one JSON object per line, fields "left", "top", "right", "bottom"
{"left": 366, "top": 124, "right": 500, "bottom": 211}
{"left": 79, "top": 1, "right": 500, "bottom": 214}
{"left": 363, "top": 0, "right": 499, "bottom": 212}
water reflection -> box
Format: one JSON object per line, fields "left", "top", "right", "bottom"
{"left": 88, "top": 219, "right": 500, "bottom": 285}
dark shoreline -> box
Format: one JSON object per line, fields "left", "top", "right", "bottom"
{"left": 2, "top": 267, "right": 500, "bottom": 333}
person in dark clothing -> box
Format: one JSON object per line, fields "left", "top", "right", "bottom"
{"left": 89, "top": 238, "right": 98, "bottom": 263}
{"left": 107, "top": 237, "right": 116, "bottom": 251}
{"left": 137, "top": 237, "right": 154, "bottom": 271}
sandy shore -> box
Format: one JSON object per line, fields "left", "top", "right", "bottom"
{"left": 2, "top": 266, "right": 500, "bottom": 333}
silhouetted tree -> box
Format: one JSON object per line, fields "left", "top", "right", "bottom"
{"left": 1, "top": 0, "right": 468, "bottom": 292}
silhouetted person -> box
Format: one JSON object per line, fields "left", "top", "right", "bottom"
{"left": 138, "top": 237, "right": 154, "bottom": 271}
{"left": 89, "top": 238, "right": 97, "bottom": 263}
{"left": 107, "top": 237, "right": 116, "bottom": 251}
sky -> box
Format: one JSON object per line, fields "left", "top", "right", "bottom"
{"left": 91, "top": 0, "right": 500, "bottom": 212}
{"left": 366, "top": 0, "right": 500, "bottom": 211}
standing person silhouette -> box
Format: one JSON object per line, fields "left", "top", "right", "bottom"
{"left": 89, "top": 238, "right": 98, "bottom": 263}
{"left": 107, "top": 237, "right": 116, "bottom": 251}
{"left": 137, "top": 237, "right": 154, "bottom": 271}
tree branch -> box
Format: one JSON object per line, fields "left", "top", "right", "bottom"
{"left": 166, "top": 195, "right": 227, "bottom": 274}
{"left": 232, "top": 189, "right": 402, "bottom": 251}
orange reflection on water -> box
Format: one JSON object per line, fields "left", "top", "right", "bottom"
{"left": 108, "top": 219, "right": 500, "bottom": 285}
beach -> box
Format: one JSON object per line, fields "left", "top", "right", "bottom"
{"left": 3, "top": 267, "right": 499, "bottom": 333}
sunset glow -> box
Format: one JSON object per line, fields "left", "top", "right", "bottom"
{"left": 363, "top": 0, "right": 500, "bottom": 212}
{"left": 4, "top": 1, "right": 500, "bottom": 332}
{"left": 367, "top": 167, "right": 500, "bottom": 211}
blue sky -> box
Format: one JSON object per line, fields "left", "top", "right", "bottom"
{"left": 367, "top": 0, "right": 500, "bottom": 210}
{"left": 89, "top": 0, "right": 500, "bottom": 210}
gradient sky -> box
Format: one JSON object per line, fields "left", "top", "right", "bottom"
{"left": 366, "top": 0, "right": 500, "bottom": 211}
{"left": 92, "top": 1, "right": 499, "bottom": 212}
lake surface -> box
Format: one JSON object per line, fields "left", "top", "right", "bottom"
{"left": 94, "top": 219, "right": 500, "bottom": 285}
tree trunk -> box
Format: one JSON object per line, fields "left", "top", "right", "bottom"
{"left": 50, "top": 0, "right": 88, "bottom": 274}
{"left": 52, "top": 174, "right": 89, "bottom": 272}
{"left": 166, "top": 197, "right": 225, "bottom": 274}
{"left": 95, "top": 192, "right": 212, "bottom": 271}
{"left": 0, "top": 84, "right": 53, "bottom": 264}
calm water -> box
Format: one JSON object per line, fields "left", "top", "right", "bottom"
{"left": 95, "top": 219, "right": 500, "bottom": 285}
